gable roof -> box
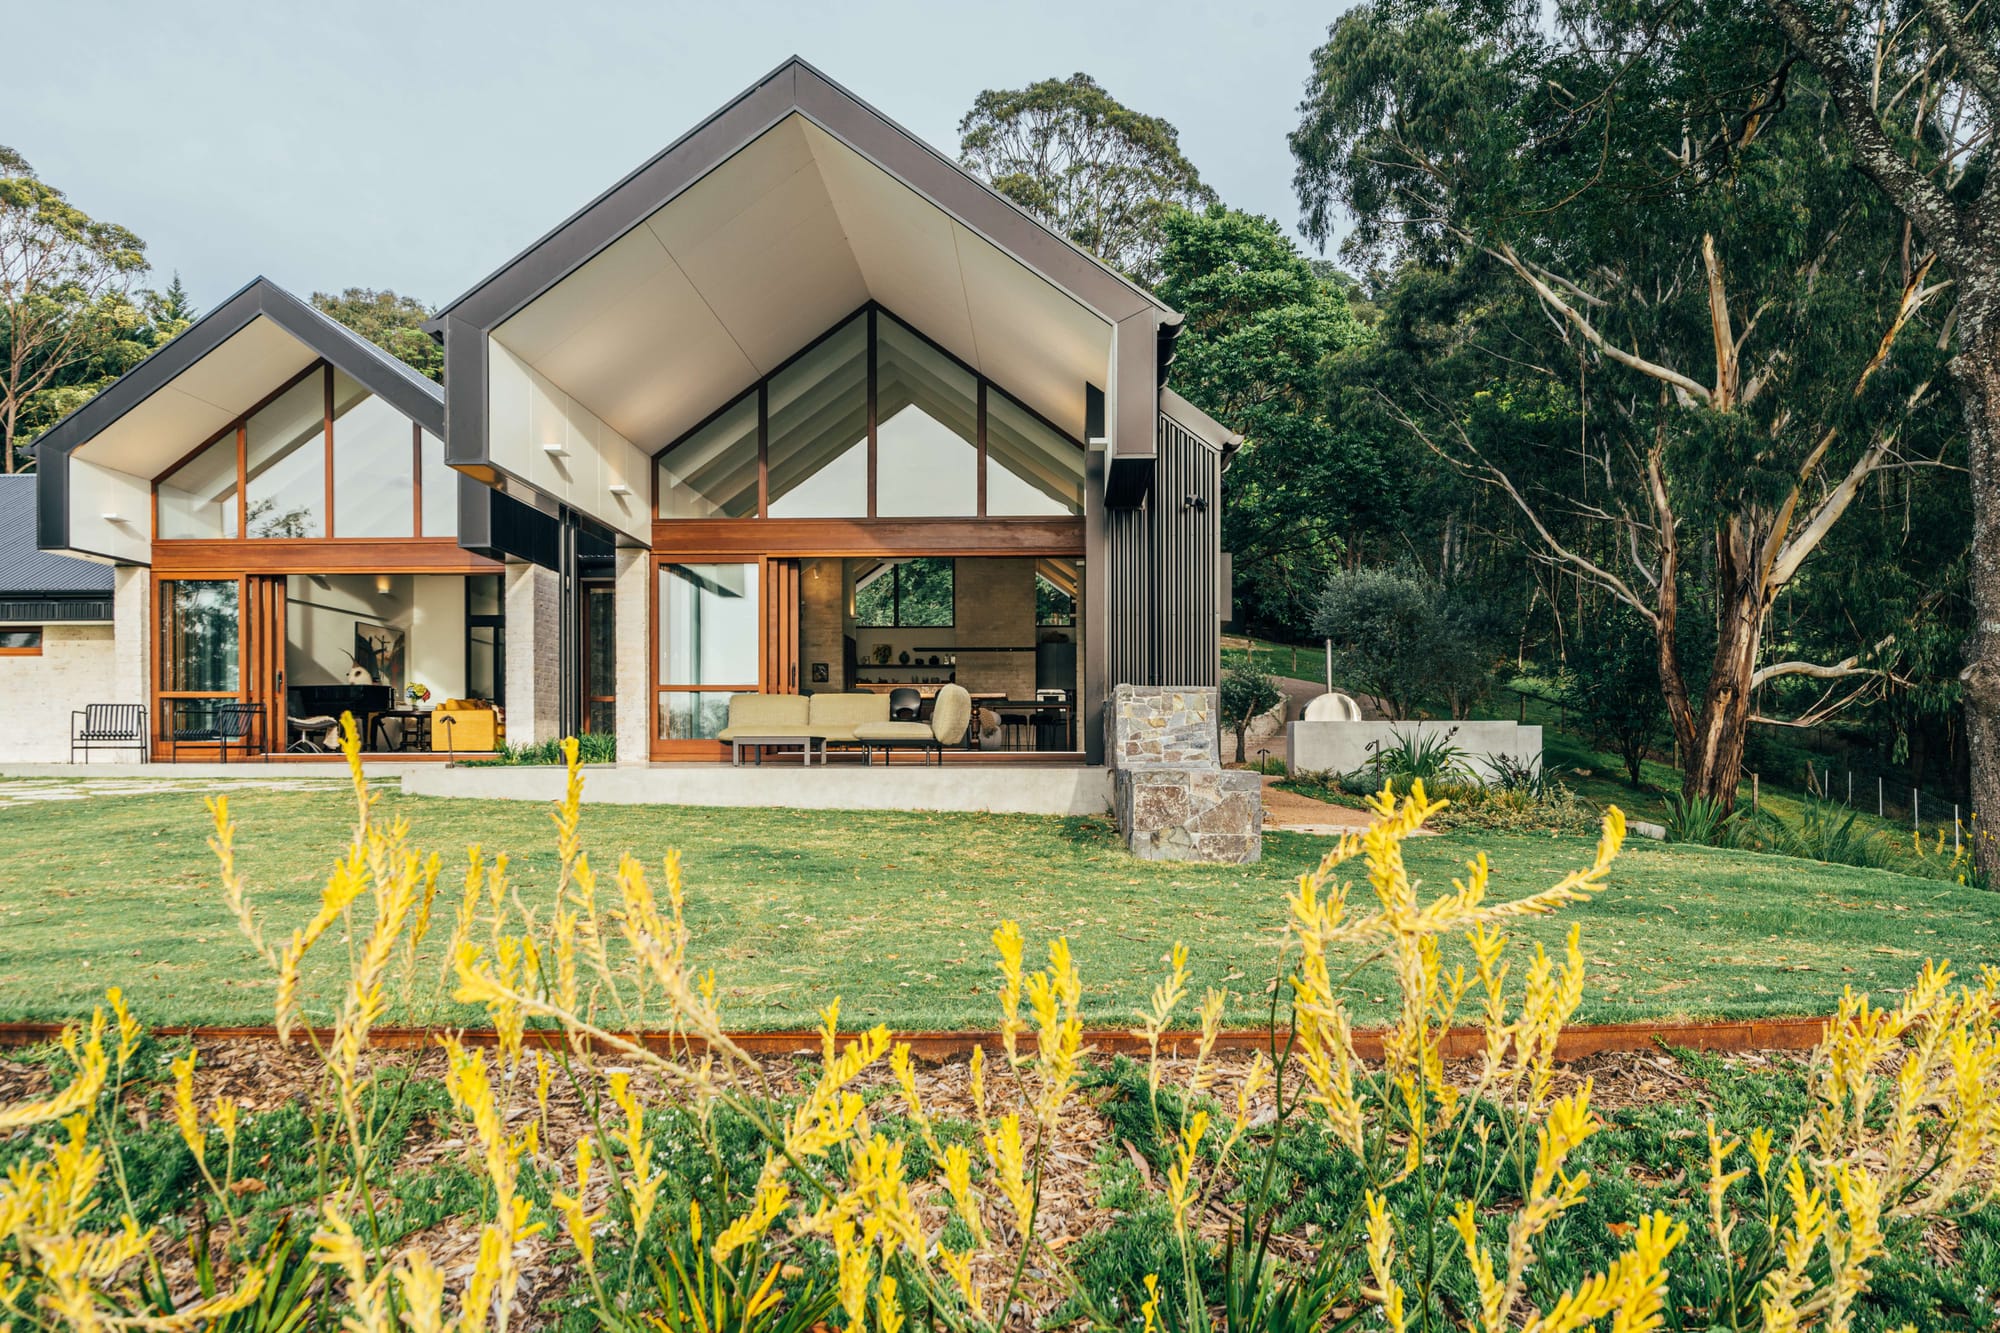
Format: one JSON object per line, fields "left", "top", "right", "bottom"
{"left": 0, "top": 476, "right": 114, "bottom": 597}
{"left": 433, "top": 57, "right": 1178, "bottom": 338}
{"left": 33, "top": 276, "right": 444, "bottom": 555}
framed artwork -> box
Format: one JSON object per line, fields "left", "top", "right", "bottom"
{"left": 810, "top": 661, "right": 830, "bottom": 684}
{"left": 354, "top": 621, "right": 407, "bottom": 692}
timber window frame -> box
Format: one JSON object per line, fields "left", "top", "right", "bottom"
{"left": 653, "top": 303, "right": 1086, "bottom": 522}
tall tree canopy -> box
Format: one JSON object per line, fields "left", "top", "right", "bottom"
{"left": 312, "top": 288, "right": 441, "bottom": 381}
{"left": 1155, "top": 203, "right": 1373, "bottom": 630}
{"left": 1294, "top": 0, "right": 1961, "bottom": 804}
{"left": 0, "top": 146, "right": 148, "bottom": 471}
{"left": 958, "top": 74, "right": 1216, "bottom": 285}
{"left": 1759, "top": 0, "right": 2000, "bottom": 864}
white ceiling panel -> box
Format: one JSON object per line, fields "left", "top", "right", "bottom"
{"left": 496, "top": 112, "right": 1113, "bottom": 455}
{"left": 72, "top": 317, "right": 318, "bottom": 475}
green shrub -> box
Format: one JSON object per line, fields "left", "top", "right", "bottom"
{"left": 1752, "top": 795, "right": 1895, "bottom": 869}
{"left": 1662, "top": 791, "right": 1743, "bottom": 846}
{"left": 464, "top": 732, "right": 616, "bottom": 766}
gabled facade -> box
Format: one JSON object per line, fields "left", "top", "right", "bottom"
{"left": 21, "top": 57, "right": 1235, "bottom": 768}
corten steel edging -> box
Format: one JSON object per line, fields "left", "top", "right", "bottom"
{"left": 0, "top": 1018, "right": 1832, "bottom": 1060}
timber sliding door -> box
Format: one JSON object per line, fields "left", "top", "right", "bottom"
{"left": 155, "top": 574, "right": 286, "bottom": 757}
{"left": 649, "top": 556, "right": 804, "bottom": 758}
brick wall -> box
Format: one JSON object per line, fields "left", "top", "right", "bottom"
{"left": 0, "top": 624, "right": 119, "bottom": 762}
{"left": 504, "top": 558, "right": 560, "bottom": 746}
{"left": 800, "top": 557, "right": 846, "bottom": 691}
{"left": 954, "top": 557, "right": 1035, "bottom": 699}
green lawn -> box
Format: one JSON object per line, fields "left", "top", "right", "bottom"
{"left": 2, "top": 783, "right": 1993, "bottom": 1032}
{"left": 1222, "top": 634, "right": 1328, "bottom": 685}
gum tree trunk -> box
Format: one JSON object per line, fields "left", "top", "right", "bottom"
{"left": 1955, "top": 303, "right": 2000, "bottom": 877}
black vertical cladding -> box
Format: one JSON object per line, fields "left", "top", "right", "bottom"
{"left": 1153, "top": 414, "right": 1220, "bottom": 687}
{"left": 1101, "top": 413, "right": 1221, "bottom": 692}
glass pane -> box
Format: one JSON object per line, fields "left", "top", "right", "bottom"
{"left": 895, "top": 557, "right": 954, "bottom": 627}
{"left": 420, "top": 430, "right": 457, "bottom": 537}
{"left": 658, "top": 691, "right": 738, "bottom": 741}
{"left": 853, "top": 563, "right": 895, "bottom": 628}
{"left": 245, "top": 373, "right": 326, "bottom": 537}
{"left": 767, "top": 315, "right": 867, "bottom": 517}
{"left": 986, "top": 391, "right": 1084, "bottom": 515}
{"left": 467, "top": 624, "right": 502, "bottom": 703}
{"left": 467, "top": 573, "right": 502, "bottom": 618}
{"left": 1037, "top": 570, "right": 1077, "bottom": 624}
{"left": 586, "top": 587, "right": 616, "bottom": 728}
{"left": 157, "top": 432, "right": 239, "bottom": 539}
{"left": 659, "top": 394, "right": 759, "bottom": 519}
{"left": 330, "top": 372, "right": 414, "bottom": 538}
{"left": 164, "top": 580, "right": 239, "bottom": 692}
{"left": 0, "top": 628, "right": 41, "bottom": 649}
{"left": 658, "top": 562, "right": 759, "bottom": 686}
{"left": 875, "top": 318, "right": 977, "bottom": 517}
{"left": 855, "top": 558, "right": 953, "bottom": 628}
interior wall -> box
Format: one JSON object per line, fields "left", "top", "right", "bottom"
{"left": 285, "top": 574, "right": 466, "bottom": 699}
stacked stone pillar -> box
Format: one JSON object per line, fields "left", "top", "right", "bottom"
{"left": 1106, "top": 684, "right": 1262, "bottom": 863}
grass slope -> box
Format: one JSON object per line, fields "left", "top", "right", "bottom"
{"left": 2, "top": 784, "right": 1992, "bottom": 1031}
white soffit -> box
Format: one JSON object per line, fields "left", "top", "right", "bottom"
{"left": 69, "top": 317, "right": 317, "bottom": 475}
{"left": 493, "top": 113, "right": 1113, "bottom": 452}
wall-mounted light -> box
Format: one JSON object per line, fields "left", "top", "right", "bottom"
{"left": 608, "top": 484, "right": 634, "bottom": 498}
{"left": 100, "top": 513, "right": 128, "bottom": 524}
{"left": 542, "top": 443, "right": 570, "bottom": 459}
{"left": 1087, "top": 437, "right": 1110, "bottom": 452}
{"left": 1181, "top": 494, "right": 1208, "bottom": 513}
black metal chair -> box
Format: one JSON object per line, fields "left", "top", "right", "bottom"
{"left": 70, "top": 703, "right": 148, "bottom": 763}
{"left": 887, "top": 687, "right": 922, "bottom": 721}
{"left": 167, "top": 700, "right": 264, "bottom": 763}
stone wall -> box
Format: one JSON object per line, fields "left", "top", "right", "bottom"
{"left": 1106, "top": 684, "right": 1261, "bottom": 863}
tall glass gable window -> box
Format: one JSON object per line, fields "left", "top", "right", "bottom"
{"left": 654, "top": 306, "right": 1085, "bottom": 520}
{"left": 154, "top": 362, "right": 454, "bottom": 540}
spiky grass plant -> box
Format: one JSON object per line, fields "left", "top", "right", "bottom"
{"left": 3, "top": 720, "right": 1998, "bottom": 1332}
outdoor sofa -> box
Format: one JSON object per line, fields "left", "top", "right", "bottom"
{"left": 716, "top": 687, "right": 971, "bottom": 764}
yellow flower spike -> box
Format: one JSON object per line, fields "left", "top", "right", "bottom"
{"left": 171, "top": 1049, "right": 202, "bottom": 1158}
{"left": 941, "top": 1248, "right": 984, "bottom": 1321}
{"left": 1363, "top": 1192, "right": 1409, "bottom": 1333}
{"left": 552, "top": 1136, "right": 604, "bottom": 1270}
{"left": 212, "top": 1095, "right": 239, "bottom": 1152}
{"left": 398, "top": 1252, "right": 448, "bottom": 1333}
{"left": 104, "top": 988, "right": 141, "bottom": 1071}
{"left": 1140, "top": 1272, "right": 1161, "bottom": 1333}
{"left": 876, "top": 1274, "right": 905, "bottom": 1333}
{"left": 1705, "top": 1119, "right": 1748, "bottom": 1248}
{"left": 992, "top": 919, "right": 1026, "bottom": 1065}
{"left": 1165, "top": 1109, "right": 1210, "bottom": 1237}
{"left": 0, "top": 1016, "right": 108, "bottom": 1132}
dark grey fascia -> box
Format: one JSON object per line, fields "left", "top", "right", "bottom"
{"left": 33, "top": 276, "right": 444, "bottom": 555}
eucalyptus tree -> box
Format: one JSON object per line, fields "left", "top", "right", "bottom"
{"left": 958, "top": 74, "right": 1217, "bottom": 286}
{"left": 1760, "top": 0, "right": 2000, "bottom": 860}
{"left": 0, "top": 146, "right": 147, "bottom": 471}
{"left": 1293, "top": 0, "right": 1960, "bottom": 803}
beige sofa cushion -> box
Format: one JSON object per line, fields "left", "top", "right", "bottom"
{"left": 930, "top": 683, "right": 972, "bottom": 745}
{"left": 851, "top": 721, "right": 935, "bottom": 742}
{"left": 715, "top": 693, "right": 811, "bottom": 741}
{"left": 807, "top": 692, "right": 891, "bottom": 740}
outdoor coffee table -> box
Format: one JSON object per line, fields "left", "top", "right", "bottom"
{"left": 730, "top": 734, "right": 822, "bottom": 766}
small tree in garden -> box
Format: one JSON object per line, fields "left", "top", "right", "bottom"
{"left": 1314, "top": 566, "right": 1494, "bottom": 718}
{"left": 1220, "top": 661, "right": 1282, "bottom": 764}
{"left": 1563, "top": 607, "right": 1671, "bottom": 786}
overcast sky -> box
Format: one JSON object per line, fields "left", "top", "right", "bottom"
{"left": 3, "top": 0, "right": 1356, "bottom": 314}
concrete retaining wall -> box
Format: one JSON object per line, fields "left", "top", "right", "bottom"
{"left": 402, "top": 763, "right": 1113, "bottom": 816}
{"left": 1286, "top": 720, "right": 1542, "bottom": 783}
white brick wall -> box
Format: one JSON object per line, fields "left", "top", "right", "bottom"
{"left": 0, "top": 624, "right": 120, "bottom": 762}
{"left": 614, "top": 547, "right": 649, "bottom": 765}
{"left": 504, "top": 558, "right": 560, "bottom": 746}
